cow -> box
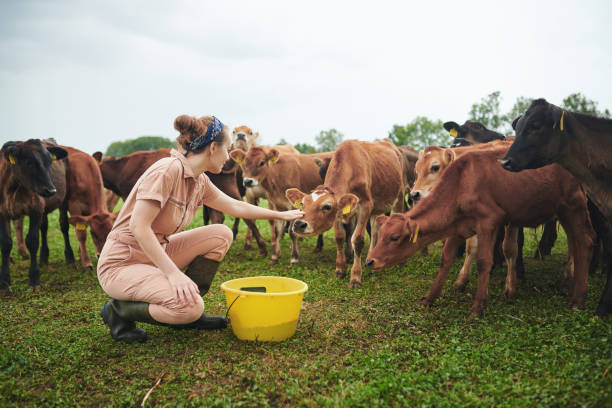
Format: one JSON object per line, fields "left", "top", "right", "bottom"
{"left": 232, "top": 125, "right": 259, "bottom": 152}
{"left": 410, "top": 140, "right": 518, "bottom": 290}
{"left": 230, "top": 146, "right": 332, "bottom": 265}
{"left": 0, "top": 139, "right": 68, "bottom": 292}
{"left": 501, "top": 98, "right": 612, "bottom": 316}
{"left": 444, "top": 120, "right": 507, "bottom": 148}
{"left": 366, "top": 147, "right": 594, "bottom": 317}
{"left": 285, "top": 139, "right": 409, "bottom": 288}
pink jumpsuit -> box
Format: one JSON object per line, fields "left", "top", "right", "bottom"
{"left": 97, "top": 150, "right": 233, "bottom": 324}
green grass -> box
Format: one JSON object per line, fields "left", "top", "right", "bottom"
{"left": 1, "top": 205, "right": 611, "bottom": 407}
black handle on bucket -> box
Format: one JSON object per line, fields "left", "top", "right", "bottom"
{"left": 225, "top": 295, "right": 241, "bottom": 323}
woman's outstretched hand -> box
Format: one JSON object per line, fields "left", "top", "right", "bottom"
{"left": 278, "top": 210, "right": 304, "bottom": 221}
{"left": 167, "top": 270, "right": 200, "bottom": 306}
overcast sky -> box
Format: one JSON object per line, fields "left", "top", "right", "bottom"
{"left": 1, "top": 0, "right": 611, "bottom": 154}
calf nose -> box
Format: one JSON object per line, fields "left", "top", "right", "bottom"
{"left": 410, "top": 191, "right": 420, "bottom": 201}
{"left": 236, "top": 133, "right": 246, "bottom": 140}
{"left": 40, "top": 187, "right": 57, "bottom": 198}
{"left": 243, "top": 178, "right": 253, "bottom": 187}
{"left": 365, "top": 259, "right": 375, "bottom": 268}
{"left": 293, "top": 220, "right": 307, "bottom": 231}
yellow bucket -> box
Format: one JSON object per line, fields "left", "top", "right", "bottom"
{"left": 220, "top": 276, "right": 308, "bottom": 342}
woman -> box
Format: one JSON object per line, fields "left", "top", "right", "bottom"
{"left": 97, "top": 114, "right": 303, "bottom": 343}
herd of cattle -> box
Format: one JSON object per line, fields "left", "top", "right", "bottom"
{"left": 1, "top": 98, "right": 610, "bottom": 318}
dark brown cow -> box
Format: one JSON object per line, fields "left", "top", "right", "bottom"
{"left": 444, "top": 120, "right": 507, "bottom": 147}
{"left": 366, "top": 147, "right": 594, "bottom": 316}
{"left": 231, "top": 147, "right": 332, "bottom": 265}
{"left": 502, "top": 98, "right": 612, "bottom": 316}
{"left": 285, "top": 139, "right": 409, "bottom": 287}
{"left": 0, "top": 140, "right": 68, "bottom": 291}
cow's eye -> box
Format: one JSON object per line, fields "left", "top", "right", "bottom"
{"left": 390, "top": 235, "right": 400, "bottom": 242}
{"left": 431, "top": 165, "right": 440, "bottom": 172}
{"left": 258, "top": 160, "right": 265, "bottom": 167}
{"left": 322, "top": 204, "right": 332, "bottom": 211}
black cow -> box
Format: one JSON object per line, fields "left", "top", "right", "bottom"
{"left": 0, "top": 140, "right": 68, "bottom": 292}
{"left": 501, "top": 98, "right": 612, "bottom": 316}
{"left": 444, "top": 120, "right": 506, "bottom": 148}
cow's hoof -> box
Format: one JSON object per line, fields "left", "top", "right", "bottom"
{"left": 312, "top": 247, "right": 322, "bottom": 254}
{"left": 335, "top": 270, "right": 346, "bottom": 279}
{"left": 569, "top": 298, "right": 585, "bottom": 310}
{"left": 452, "top": 282, "right": 467, "bottom": 292}
{"left": 0, "top": 288, "right": 9, "bottom": 296}
{"left": 468, "top": 304, "right": 485, "bottom": 318}
{"left": 268, "top": 259, "right": 278, "bottom": 266}
{"left": 30, "top": 285, "right": 41, "bottom": 292}
{"left": 243, "top": 243, "right": 252, "bottom": 250}
{"left": 501, "top": 289, "right": 516, "bottom": 301}
{"left": 349, "top": 281, "right": 361, "bottom": 289}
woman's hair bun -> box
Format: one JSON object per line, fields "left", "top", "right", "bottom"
{"left": 174, "top": 115, "right": 205, "bottom": 135}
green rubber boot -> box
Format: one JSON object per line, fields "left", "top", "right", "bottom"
{"left": 184, "top": 256, "right": 220, "bottom": 295}
{"left": 100, "top": 299, "right": 148, "bottom": 344}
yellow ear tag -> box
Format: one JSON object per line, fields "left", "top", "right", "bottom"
{"left": 235, "top": 157, "right": 244, "bottom": 165}
{"left": 270, "top": 156, "right": 279, "bottom": 164}
{"left": 97, "top": 160, "right": 102, "bottom": 166}
{"left": 52, "top": 154, "right": 57, "bottom": 162}
{"left": 76, "top": 223, "right": 87, "bottom": 231}
{"left": 342, "top": 204, "right": 351, "bottom": 215}
{"left": 449, "top": 129, "right": 458, "bottom": 138}
{"left": 8, "top": 154, "right": 16, "bottom": 165}
{"left": 560, "top": 111, "right": 565, "bottom": 131}
{"left": 293, "top": 200, "right": 303, "bottom": 210}
{"left": 412, "top": 225, "right": 419, "bottom": 243}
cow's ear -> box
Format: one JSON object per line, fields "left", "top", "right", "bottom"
{"left": 511, "top": 115, "right": 522, "bottom": 131}
{"left": 443, "top": 148, "right": 455, "bottom": 165}
{"left": 230, "top": 149, "right": 246, "bottom": 165}
{"left": 92, "top": 151, "right": 103, "bottom": 163}
{"left": 338, "top": 193, "right": 359, "bottom": 216}
{"left": 286, "top": 188, "right": 306, "bottom": 208}
{"left": 267, "top": 148, "right": 280, "bottom": 164}
{"left": 376, "top": 214, "right": 389, "bottom": 227}
{"left": 443, "top": 121, "right": 460, "bottom": 132}
{"left": 1, "top": 142, "right": 19, "bottom": 162}
{"left": 252, "top": 131, "right": 260, "bottom": 140}
{"left": 47, "top": 147, "right": 68, "bottom": 161}
{"left": 69, "top": 215, "right": 92, "bottom": 231}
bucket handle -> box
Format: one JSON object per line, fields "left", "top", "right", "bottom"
{"left": 225, "top": 294, "right": 245, "bottom": 322}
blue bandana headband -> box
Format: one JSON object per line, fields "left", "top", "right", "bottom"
{"left": 185, "top": 116, "right": 224, "bottom": 155}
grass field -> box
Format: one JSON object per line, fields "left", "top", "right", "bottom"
{"left": 1, "top": 206, "right": 611, "bottom": 407}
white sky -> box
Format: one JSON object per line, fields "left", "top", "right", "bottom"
{"left": 1, "top": 0, "right": 611, "bottom": 154}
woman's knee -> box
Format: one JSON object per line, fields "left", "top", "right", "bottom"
{"left": 174, "top": 297, "right": 205, "bottom": 324}
{"left": 216, "top": 224, "right": 234, "bottom": 245}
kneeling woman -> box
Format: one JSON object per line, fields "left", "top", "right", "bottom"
{"left": 97, "top": 114, "right": 302, "bottom": 343}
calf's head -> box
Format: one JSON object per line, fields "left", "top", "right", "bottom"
{"left": 444, "top": 120, "right": 505, "bottom": 147}
{"left": 1, "top": 139, "right": 68, "bottom": 197}
{"left": 502, "top": 99, "right": 566, "bottom": 172}
{"left": 410, "top": 146, "right": 455, "bottom": 203}
{"left": 365, "top": 214, "right": 422, "bottom": 270}
{"left": 232, "top": 126, "right": 258, "bottom": 152}
{"left": 230, "top": 146, "right": 279, "bottom": 188}
{"left": 285, "top": 187, "right": 359, "bottom": 236}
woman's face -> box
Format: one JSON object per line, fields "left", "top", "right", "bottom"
{"left": 208, "top": 137, "right": 232, "bottom": 174}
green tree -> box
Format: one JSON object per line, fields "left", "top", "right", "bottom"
{"left": 105, "top": 136, "right": 175, "bottom": 156}
{"left": 388, "top": 116, "right": 448, "bottom": 150}
{"left": 294, "top": 143, "right": 317, "bottom": 154}
{"left": 562, "top": 92, "right": 611, "bottom": 117}
{"left": 315, "top": 129, "right": 343, "bottom": 152}
{"left": 277, "top": 138, "right": 288, "bottom": 145}
{"left": 468, "top": 91, "right": 503, "bottom": 131}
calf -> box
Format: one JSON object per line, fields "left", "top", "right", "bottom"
{"left": 231, "top": 146, "right": 332, "bottom": 265}
{"left": 444, "top": 120, "right": 506, "bottom": 148}
{"left": 366, "top": 147, "right": 594, "bottom": 316}
{"left": 286, "top": 139, "right": 409, "bottom": 287}
{"left": 502, "top": 98, "right": 612, "bottom": 316}
{"left": 0, "top": 140, "right": 68, "bottom": 291}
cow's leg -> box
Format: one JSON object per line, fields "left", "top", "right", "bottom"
{"left": 334, "top": 220, "right": 348, "bottom": 279}
{"left": 13, "top": 217, "right": 29, "bottom": 260}
{"left": 39, "top": 213, "right": 50, "bottom": 266}
{"left": 595, "top": 227, "right": 612, "bottom": 316}
{"left": 241, "top": 219, "right": 267, "bottom": 256}
{"left": 0, "top": 215, "right": 12, "bottom": 293}
{"left": 75, "top": 225, "right": 93, "bottom": 270}
{"left": 202, "top": 205, "right": 210, "bottom": 225}
{"left": 557, "top": 210, "right": 592, "bottom": 309}
{"left": 516, "top": 228, "right": 525, "bottom": 282}
{"left": 367, "top": 213, "right": 380, "bottom": 256}
{"left": 243, "top": 190, "right": 259, "bottom": 248}
{"left": 501, "top": 225, "right": 519, "bottom": 299}
{"left": 470, "top": 225, "right": 498, "bottom": 317}
{"left": 453, "top": 236, "right": 477, "bottom": 291}
{"left": 421, "top": 235, "right": 464, "bottom": 306}
{"left": 534, "top": 219, "right": 558, "bottom": 259}
{"left": 25, "top": 211, "right": 43, "bottom": 289}
{"left": 348, "top": 206, "right": 373, "bottom": 288}
{"left": 314, "top": 234, "right": 324, "bottom": 253}
{"left": 268, "top": 219, "right": 283, "bottom": 265}
{"left": 60, "top": 207, "right": 75, "bottom": 265}
{"left": 208, "top": 208, "right": 225, "bottom": 225}
{"left": 289, "top": 222, "right": 300, "bottom": 266}
{"left": 231, "top": 217, "right": 240, "bottom": 239}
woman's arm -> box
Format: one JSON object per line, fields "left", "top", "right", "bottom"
{"left": 130, "top": 199, "right": 200, "bottom": 306}
{"left": 206, "top": 191, "right": 303, "bottom": 221}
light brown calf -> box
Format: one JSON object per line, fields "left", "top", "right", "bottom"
{"left": 286, "top": 139, "right": 409, "bottom": 288}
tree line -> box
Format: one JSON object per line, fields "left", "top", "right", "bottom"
{"left": 105, "top": 92, "right": 609, "bottom": 156}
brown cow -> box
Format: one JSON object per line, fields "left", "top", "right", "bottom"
{"left": 232, "top": 125, "right": 259, "bottom": 152}
{"left": 231, "top": 146, "right": 332, "bottom": 265}
{"left": 285, "top": 139, "right": 409, "bottom": 287}
{"left": 0, "top": 140, "right": 68, "bottom": 291}
{"left": 501, "top": 98, "right": 612, "bottom": 316}
{"left": 366, "top": 147, "right": 594, "bottom": 316}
